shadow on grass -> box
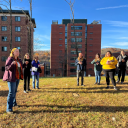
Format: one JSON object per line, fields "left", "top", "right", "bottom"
{"left": 15, "top": 105, "right": 128, "bottom": 113}
{"left": 0, "top": 90, "right": 8, "bottom": 97}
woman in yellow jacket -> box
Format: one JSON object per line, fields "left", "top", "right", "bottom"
{"left": 100, "top": 51, "right": 118, "bottom": 90}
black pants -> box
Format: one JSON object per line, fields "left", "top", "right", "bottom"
{"left": 77, "top": 70, "right": 84, "bottom": 85}
{"left": 117, "top": 68, "right": 126, "bottom": 82}
{"left": 103, "top": 69, "right": 116, "bottom": 86}
{"left": 24, "top": 71, "right": 31, "bottom": 91}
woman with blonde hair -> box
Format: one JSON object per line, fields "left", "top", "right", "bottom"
{"left": 75, "top": 53, "right": 86, "bottom": 86}
{"left": 91, "top": 53, "right": 102, "bottom": 85}
{"left": 3, "top": 48, "right": 25, "bottom": 114}
{"left": 100, "top": 51, "right": 118, "bottom": 90}
{"left": 23, "top": 53, "right": 32, "bottom": 93}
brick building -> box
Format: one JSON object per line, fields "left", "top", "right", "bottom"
{"left": 51, "top": 19, "right": 101, "bottom": 77}
{"left": 0, "top": 10, "right": 36, "bottom": 78}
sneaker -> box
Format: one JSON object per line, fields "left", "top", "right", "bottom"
{"left": 121, "top": 82, "right": 123, "bottom": 84}
{"left": 94, "top": 82, "right": 97, "bottom": 85}
{"left": 81, "top": 85, "right": 85, "bottom": 86}
{"left": 106, "top": 86, "right": 110, "bottom": 89}
{"left": 36, "top": 87, "right": 39, "bottom": 89}
{"left": 27, "top": 89, "right": 31, "bottom": 91}
{"left": 114, "top": 86, "right": 118, "bottom": 90}
{"left": 24, "top": 90, "right": 27, "bottom": 93}
{"left": 77, "top": 84, "right": 79, "bottom": 86}
{"left": 7, "top": 111, "right": 13, "bottom": 114}
{"left": 97, "top": 83, "right": 100, "bottom": 85}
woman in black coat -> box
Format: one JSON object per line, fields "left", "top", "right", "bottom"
{"left": 23, "top": 53, "right": 32, "bottom": 93}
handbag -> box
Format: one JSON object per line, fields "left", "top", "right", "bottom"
{"left": 37, "top": 67, "right": 42, "bottom": 73}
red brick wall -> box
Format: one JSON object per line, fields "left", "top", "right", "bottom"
{"left": 0, "top": 15, "right": 34, "bottom": 78}
{"left": 50, "top": 24, "right": 65, "bottom": 76}
{"left": 86, "top": 24, "right": 102, "bottom": 76}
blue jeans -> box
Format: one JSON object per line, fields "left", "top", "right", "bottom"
{"left": 94, "top": 71, "right": 101, "bottom": 83}
{"left": 7, "top": 79, "right": 20, "bottom": 112}
{"left": 32, "top": 75, "right": 39, "bottom": 88}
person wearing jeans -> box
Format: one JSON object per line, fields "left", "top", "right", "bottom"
{"left": 100, "top": 51, "right": 118, "bottom": 90}
{"left": 75, "top": 53, "right": 86, "bottom": 86}
{"left": 3, "top": 48, "right": 24, "bottom": 114}
{"left": 116, "top": 50, "right": 128, "bottom": 84}
{"left": 91, "top": 53, "right": 102, "bottom": 85}
{"left": 31, "top": 56, "right": 40, "bottom": 89}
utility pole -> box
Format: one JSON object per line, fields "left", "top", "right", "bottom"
{"left": 9, "top": 0, "right": 12, "bottom": 51}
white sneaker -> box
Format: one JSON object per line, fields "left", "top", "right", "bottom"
{"left": 24, "top": 90, "right": 27, "bottom": 93}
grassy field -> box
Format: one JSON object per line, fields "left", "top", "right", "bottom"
{"left": 0, "top": 76, "right": 128, "bottom": 128}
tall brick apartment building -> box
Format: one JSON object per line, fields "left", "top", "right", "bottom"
{"left": 0, "top": 10, "right": 36, "bottom": 78}
{"left": 51, "top": 19, "right": 101, "bottom": 77}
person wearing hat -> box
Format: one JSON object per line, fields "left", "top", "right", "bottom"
{"left": 3, "top": 48, "right": 25, "bottom": 114}
{"left": 75, "top": 53, "right": 86, "bottom": 86}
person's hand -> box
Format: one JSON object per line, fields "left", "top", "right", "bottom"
{"left": 96, "top": 62, "right": 99, "bottom": 65}
{"left": 79, "top": 62, "right": 82, "bottom": 65}
{"left": 12, "top": 61, "right": 16, "bottom": 65}
{"left": 106, "top": 61, "right": 110, "bottom": 65}
{"left": 122, "top": 59, "right": 125, "bottom": 62}
{"left": 25, "top": 61, "right": 29, "bottom": 65}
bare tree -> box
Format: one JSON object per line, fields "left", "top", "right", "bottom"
{"left": 64, "top": 0, "right": 79, "bottom": 57}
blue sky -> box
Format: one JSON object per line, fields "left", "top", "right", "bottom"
{"left": 1, "top": 0, "right": 128, "bottom": 50}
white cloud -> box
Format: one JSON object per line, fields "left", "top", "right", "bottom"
{"left": 114, "top": 42, "right": 128, "bottom": 46}
{"left": 96, "top": 5, "right": 128, "bottom": 10}
{"left": 105, "top": 20, "right": 128, "bottom": 27}
{"left": 118, "top": 37, "right": 128, "bottom": 39}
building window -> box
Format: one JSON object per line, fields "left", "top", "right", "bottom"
{"left": 65, "top": 39, "right": 67, "bottom": 44}
{"left": 89, "top": 44, "right": 93, "bottom": 46}
{"left": 71, "top": 44, "right": 82, "bottom": 49}
{"left": 71, "top": 38, "right": 82, "bottom": 42}
{"left": 89, "top": 38, "right": 93, "bottom": 40}
{"left": 71, "top": 32, "right": 82, "bottom": 36}
{"left": 70, "top": 57, "right": 77, "bottom": 60}
{"left": 89, "top": 56, "right": 92, "bottom": 58}
{"left": 15, "top": 37, "right": 21, "bottom": 42}
{"left": 59, "top": 26, "right": 63, "bottom": 28}
{"left": 70, "top": 69, "right": 76, "bottom": 72}
{"left": 2, "top": 67, "right": 5, "bottom": 71}
{"left": 1, "top": 56, "right": 7, "bottom": 62}
{"left": 89, "top": 68, "right": 92, "bottom": 70}
{"left": 71, "top": 26, "right": 82, "bottom": 30}
{"left": 15, "top": 16, "right": 21, "bottom": 21}
{"left": 2, "top": 36, "right": 7, "bottom": 41}
{"left": 59, "top": 32, "right": 62, "bottom": 34}
{"left": 70, "top": 63, "right": 75, "bottom": 66}
{"left": 89, "top": 51, "right": 93, "bottom": 52}
{"left": 2, "top": 47, "right": 7, "bottom": 52}
{"left": 71, "top": 51, "right": 81, "bottom": 54}
{"left": 90, "top": 26, "right": 93, "bottom": 28}
{"left": 90, "top": 32, "right": 93, "bottom": 34}
{"left": 59, "top": 38, "right": 62, "bottom": 40}
{"left": 15, "top": 27, "right": 21, "bottom": 32}
{"left": 59, "top": 50, "right": 62, "bottom": 53}
{"left": 1, "top": 16, "right": 7, "bottom": 21}
{"left": 1, "top": 26, "right": 7, "bottom": 31}
{"left": 59, "top": 44, "right": 62, "bottom": 46}
{"left": 65, "top": 33, "right": 67, "bottom": 37}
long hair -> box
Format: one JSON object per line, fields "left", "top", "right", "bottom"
{"left": 10, "top": 48, "right": 18, "bottom": 58}
{"left": 24, "top": 53, "right": 29, "bottom": 59}
{"left": 95, "top": 53, "right": 101, "bottom": 62}
{"left": 105, "top": 51, "right": 112, "bottom": 57}
{"left": 78, "top": 56, "right": 84, "bottom": 62}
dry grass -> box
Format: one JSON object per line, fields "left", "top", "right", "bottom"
{"left": 0, "top": 76, "right": 128, "bottom": 128}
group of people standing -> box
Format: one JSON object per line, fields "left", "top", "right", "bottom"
{"left": 3, "top": 48, "right": 41, "bottom": 114}
{"left": 76, "top": 50, "right": 128, "bottom": 90}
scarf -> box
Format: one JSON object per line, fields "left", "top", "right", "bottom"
{"left": 14, "top": 58, "right": 23, "bottom": 80}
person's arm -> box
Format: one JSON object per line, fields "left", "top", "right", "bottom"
{"left": 31, "top": 60, "right": 34, "bottom": 67}
{"left": 117, "top": 55, "right": 119, "bottom": 61}
{"left": 5, "top": 57, "right": 15, "bottom": 71}
{"left": 110, "top": 57, "right": 118, "bottom": 65}
{"left": 100, "top": 57, "right": 106, "bottom": 65}
{"left": 75, "top": 59, "right": 79, "bottom": 66}
{"left": 91, "top": 59, "right": 96, "bottom": 64}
